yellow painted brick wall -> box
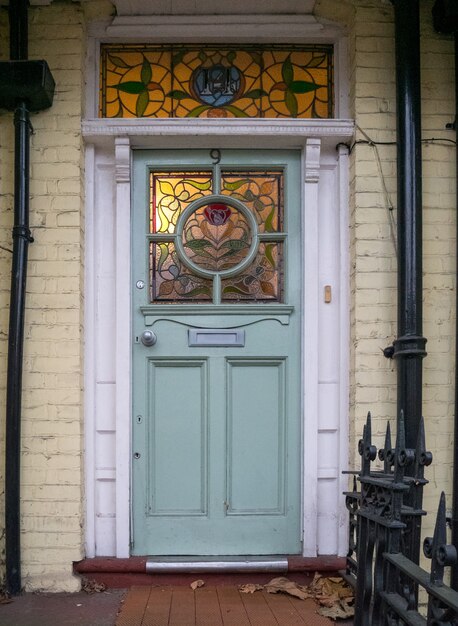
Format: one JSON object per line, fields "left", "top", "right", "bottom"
{"left": 317, "top": 0, "right": 456, "bottom": 539}
{"left": 0, "top": 1, "right": 88, "bottom": 593}
{"left": 0, "top": 0, "right": 455, "bottom": 591}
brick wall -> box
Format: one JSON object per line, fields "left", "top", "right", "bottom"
{"left": 0, "top": 0, "right": 455, "bottom": 591}
{"left": 317, "top": 0, "right": 456, "bottom": 538}
{"left": 0, "top": 1, "right": 87, "bottom": 593}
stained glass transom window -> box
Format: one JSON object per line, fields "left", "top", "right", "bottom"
{"left": 100, "top": 44, "right": 333, "bottom": 119}
{"left": 149, "top": 169, "right": 285, "bottom": 303}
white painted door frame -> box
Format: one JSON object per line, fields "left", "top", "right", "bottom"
{"left": 83, "top": 120, "right": 352, "bottom": 558}
{"left": 83, "top": 10, "right": 352, "bottom": 559}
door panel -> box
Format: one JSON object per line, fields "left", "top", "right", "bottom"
{"left": 147, "top": 359, "right": 208, "bottom": 516}
{"left": 226, "top": 359, "right": 285, "bottom": 515}
{"left": 132, "top": 149, "right": 302, "bottom": 556}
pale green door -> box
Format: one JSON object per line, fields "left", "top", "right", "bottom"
{"left": 132, "top": 149, "right": 302, "bottom": 555}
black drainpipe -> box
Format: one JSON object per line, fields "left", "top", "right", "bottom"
{"left": 432, "top": 0, "right": 458, "bottom": 591}
{"left": 391, "top": 0, "right": 427, "bottom": 568}
{"left": 1, "top": 0, "right": 55, "bottom": 595}
{"left": 391, "top": 0, "right": 427, "bottom": 450}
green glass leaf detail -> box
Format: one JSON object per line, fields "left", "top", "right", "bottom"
{"left": 264, "top": 207, "right": 276, "bottom": 232}
{"left": 289, "top": 80, "right": 321, "bottom": 94}
{"left": 167, "top": 90, "right": 189, "bottom": 100}
{"left": 198, "top": 51, "right": 207, "bottom": 62}
{"left": 227, "top": 51, "right": 236, "bottom": 63}
{"left": 220, "top": 239, "right": 250, "bottom": 258}
{"left": 136, "top": 90, "right": 149, "bottom": 117}
{"left": 115, "top": 81, "right": 147, "bottom": 94}
{"left": 108, "top": 54, "right": 130, "bottom": 68}
{"left": 183, "top": 286, "right": 212, "bottom": 298}
{"left": 223, "top": 179, "right": 250, "bottom": 191}
{"left": 141, "top": 58, "right": 152, "bottom": 85}
{"left": 264, "top": 244, "right": 276, "bottom": 268}
{"left": 306, "top": 54, "right": 327, "bottom": 68}
{"left": 243, "top": 189, "right": 255, "bottom": 201}
{"left": 224, "top": 105, "right": 249, "bottom": 118}
{"left": 285, "top": 89, "right": 298, "bottom": 117}
{"left": 281, "top": 57, "right": 294, "bottom": 85}
{"left": 157, "top": 243, "right": 169, "bottom": 272}
{"left": 172, "top": 49, "right": 187, "bottom": 67}
{"left": 250, "top": 51, "right": 263, "bottom": 67}
{"left": 244, "top": 89, "right": 268, "bottom": 99}
{"left": 184, "top": 239, "right": 212, "bottom": 251}
{"left": 184, "top": 179, "right": 212, "bottom": 191}
{"left": 254, "top": 198, "right": 264, "bottom": 212}
{"left": 223, "top": 285, "right": 251, "bottom": 295}
{"left": 187, "top": 104, "right": 211, "bottom": 117}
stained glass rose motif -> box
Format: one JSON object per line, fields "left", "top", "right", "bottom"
{"left": 203, "top": 203, "right": 231, "bottom": 226}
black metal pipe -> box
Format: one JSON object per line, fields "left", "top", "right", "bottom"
{"left": 392, "top": 0, "right": 427, "bottom": 450}
{"left": 5, "top": 0, "right": 31, "bottom": 595}
{"left": 9, "top": 0, "right": 28, "bottom": 61}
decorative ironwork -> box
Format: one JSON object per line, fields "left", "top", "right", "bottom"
{"left": 100, "top": 44, "right": 333, "bottom": 119}
{"left": 343, "top": 411, "right": 458, "bottom": 625}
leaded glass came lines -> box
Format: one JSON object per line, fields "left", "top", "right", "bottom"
{"left": 149, "top": 169, "right": 285, "bottom": 303}
{"left": 100, "top": 44, "right": 333, "bottom": 119}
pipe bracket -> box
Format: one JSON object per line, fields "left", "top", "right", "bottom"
{"left": 12, "top": 226, "right": 33, "bottom": 243}
{"left": 392, "top": 334, "right": 427, "bottom": 359}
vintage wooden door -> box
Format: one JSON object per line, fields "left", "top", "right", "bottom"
{"left": 132, "top": 149, "right": 302, "bottom": 555}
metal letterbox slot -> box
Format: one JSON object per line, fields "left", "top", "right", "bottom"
{"left": 188, "top": 329, "right": 245, "bottom": 347}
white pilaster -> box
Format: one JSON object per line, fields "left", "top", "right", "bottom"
{"left": 115, "top": 136, "right": 132, "bottom": 557}
{"left": 302, "top": 137, "right": 321, "bottom": 556}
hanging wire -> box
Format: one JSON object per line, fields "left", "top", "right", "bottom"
{"left": 355, "top": 124, "right": 398, "bottom": 256}
{"left": 347, "top": 127, "right": 457, "bottom": 258}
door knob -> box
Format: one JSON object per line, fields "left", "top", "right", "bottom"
{"left": 140, "top": 330, "right": 157, "bottom": 347}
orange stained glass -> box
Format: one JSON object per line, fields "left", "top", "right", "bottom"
{"left": 221, "top": 172, "right": 282, "bottom": 233}
{"left": 148, "top": 168, "right": 285, "bottom": 303}
{"left": 100, "top": 44, "right": 333, "bottom": 119}
{"left": 150, "top": 172, "right": 213, "bottom": 234}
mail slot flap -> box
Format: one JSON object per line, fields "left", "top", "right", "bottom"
{"left": 188, "top": 329, "right": 245, "bottom": 347}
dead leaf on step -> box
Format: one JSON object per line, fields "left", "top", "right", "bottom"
{"left": 308, "top": 573, "right": 354, "bottom": 620}
{"left": 239, "top": 584, "right": 264, "bottom": 594}
{"left": 82, "top": 578, "right": 107, "bottom": 594}
{"left": 190, "top": 579, "right": 205, "bottom": 590}
{"left": 318, "top": 596, "right": 355, "bottom": 620}
{"left": 265, "top": 577, "right": 311, "bottom": 600}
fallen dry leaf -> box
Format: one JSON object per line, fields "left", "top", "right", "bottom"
{"left": 190, "top": 579, "right": 205, "bottom": 590}
{"left": 81, "top": 578, "right": 107, "bottom": 594}
{"left": 318, "top": 596, "right": 355, "bottom": 620}
{"left": 265, "top": 577, "right": 311, "bottom": 600}
{"left": 239, "top": 584, "right": 264, "bottom": 594}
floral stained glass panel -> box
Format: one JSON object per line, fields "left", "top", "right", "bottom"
{"left": 150, "top": 172, "right": 213, "bottom": 234}
{"left": 149, "top": 169, "right": 285, "bottom": 304}
{"left": 100, "top": 44, "right": 333, "bottom": 119}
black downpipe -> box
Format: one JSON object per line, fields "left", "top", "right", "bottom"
{"left": 5, "top": 0, "right": 31, "bottom": 595}
{"left": 391, "top": 0, "right": 427, "bottom": 570}
{"left": 392, "top": 0, "right": 427, "bottom": 449}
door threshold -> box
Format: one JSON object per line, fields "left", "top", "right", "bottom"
{"left": 146, "top": 556, "right": 288, "bottom": 574}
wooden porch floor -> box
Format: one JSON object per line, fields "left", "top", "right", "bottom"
{"left": 115, "top": 585, "right": 344, "bottom": 626}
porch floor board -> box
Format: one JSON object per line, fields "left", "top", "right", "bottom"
{"left": 116, "top": 585, "right": 341, "bottom": 626}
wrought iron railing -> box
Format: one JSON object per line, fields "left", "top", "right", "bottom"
{"left": 342, "top": 411, "right": 458, "bottom": 625}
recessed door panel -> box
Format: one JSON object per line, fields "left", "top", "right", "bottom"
{"left": 146, "top": 359, "right": 208, "bottom": 517}
{"left": 226, "top": 359, "right": 285, "bottom": 515}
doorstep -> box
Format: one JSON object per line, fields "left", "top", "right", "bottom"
{"left": 73, "top": 555, "right": 346, "bottom": 588}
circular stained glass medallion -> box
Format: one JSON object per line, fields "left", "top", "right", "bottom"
{"left": 176, "top": 196, "right": 259, "bottom": 278}
{"left": 192, "top": 64, "right": 242, "bottom": 107}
